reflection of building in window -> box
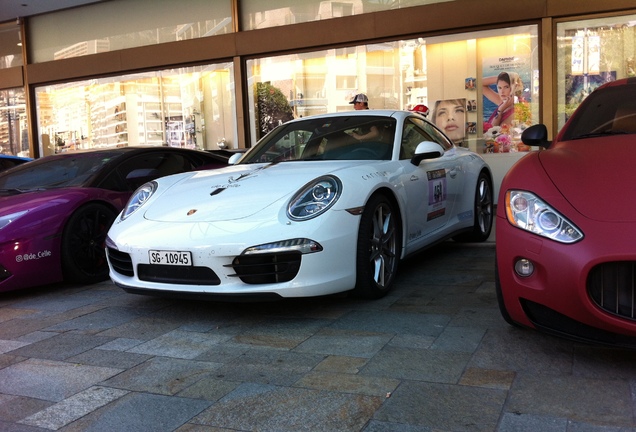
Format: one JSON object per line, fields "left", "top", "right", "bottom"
{"left": 54, "top": 39, "right": 110, "bottom": 59}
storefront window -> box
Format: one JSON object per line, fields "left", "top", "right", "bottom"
{"left": 556, "top": 14, "right": 636, "bottom": 130}
{"left": 0, "top": 22, "right": 23, "bottom": 69}
{"left": 241, "top": 0, "right": 454, "bottom": 30}
{"left": 246, "top": 25, "right": 539, "bottom": 156}
{"left": 35, "top": 63, "right": 236, "bottom": 156}
{"left": 0, "top": 88, "right": 28, "bottom": 157}
{"left": 29, "top": 0, "right": 232, "bottom": 62}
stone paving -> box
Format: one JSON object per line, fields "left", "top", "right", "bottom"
{"left": 1, "top": 241, "right": 636, "bottom": 431}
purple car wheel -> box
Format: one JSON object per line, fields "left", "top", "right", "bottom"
{"left": 62, "top": 203, "right": 117, "bottom": 284}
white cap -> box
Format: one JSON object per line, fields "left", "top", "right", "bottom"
{"left": 349, "top": 93, "right": 369, "bottom": 104}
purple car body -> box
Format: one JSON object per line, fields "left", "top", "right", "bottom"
{"left": 0, "top": 146, "right": 228, "bottom": 293}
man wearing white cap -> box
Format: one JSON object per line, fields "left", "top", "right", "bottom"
{"left": 349, "top": 93, "right": 380, "bottom": 141}
{"left": 350, "top": 93, "right": 369, "bottom": 110}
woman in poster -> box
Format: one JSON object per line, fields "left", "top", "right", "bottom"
{"left": 431, "top": 99, "right": 466, "bottom": 146}
{"left": 482, "top": 71, "right": 523, "bottom": 127}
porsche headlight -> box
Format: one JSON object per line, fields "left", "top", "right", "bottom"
{"left": 287, "top": 176, "right": 342, "bottom": 221}
{"left": 505, "top": 190, "right": 583, "bottom": 243}
{"left": 0, "top": 210, "right": 28, "bottom": 230}
{"left": 121, "top": 181, "right": 157, "bottom": 221}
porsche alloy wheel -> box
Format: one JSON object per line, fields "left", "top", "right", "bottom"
{"left": 62, "top": 203, "right": 117, "bottom": 284}
{"left": 353, "top": 194, "right": 400, "bottom": 299}
{"left": 454, "top": 171, "right": 493, "bottom": 242}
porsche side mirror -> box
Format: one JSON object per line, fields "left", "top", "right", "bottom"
{"left": 521, "top": 124, "right": 551, "bottom": 148}
{"left": 411, "top": 141, "right": 444, "bottom": 166}
{"left": 228, "top": 153, "right": 243, "bottom": 165}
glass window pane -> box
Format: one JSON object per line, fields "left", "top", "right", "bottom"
{"left": 29, "top": 0, "right": 232, "bottom": 62}
{"left": 0, "top": 22, "right": 23, "bottom": 69}
{"left": 0, "top": 88, "right": 29, "bottom": 156}
{"left": 34, "top": 63, "right": 236, "bottom": 156}
{"left": 246, "top": 25, "right": 539, "bottom": 158}
{"left": 556, "top": 14, "right": 636, "bottom": 130}
{"left": 241, "top": 0, "right": 454, "bottom": 30}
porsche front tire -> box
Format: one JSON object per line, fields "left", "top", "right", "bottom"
{"left": 352, "top": 194, "right": 400, "bottom": 299}
{"left": 454, "top": 171, "right": 493, "bottom": 242}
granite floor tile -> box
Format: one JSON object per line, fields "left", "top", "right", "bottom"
{"left": 102, "top": 357, "right": 220, "bottom": 396}
{"left": 7, "top": 332, "right": 114, "bottom": 361}
{"left": 459, "top": 367, "right": 515, "bottom": 390}
{"left": 497, "top": 412, "right": 567, "bottom": 432}
{"left": 571, "top": 345, "right": 636, "bottom": 380}
{"left": 19, "top": 386, "right": 129, "bottom": 430}
{"left": 295, "top": 371, "right": 400, "bottom": 397}
{"left": 0, "top": 308, "right": 36, "bottom": 323}
{"left": 0, "top": 394, "right": 53, "bottom": 422}
{"left": 61, "top": 392, "right": 211, "bottom": 432}
{"left": 191, "top": 383, "right": 383, "bottom": 431}
{"left": 468, "top": 327, "right": 575, "bottom": 375}
{"left": 68, "top": 348, "right": 152, "bottom": 369}
{"left": 0, "top": 339, "right": 29, "bottom": 354}
{"left": 506, "top": 373, "right": 634, "bottom": 427}
{"left": 0, "top": 358, "right": 121, "bottom": 402}
{"left": 97, "top": 316, "right": 183, "bottom": 341}
{"left": 373, "top": 380, "right": 507, "bottom": 431}
{"left": 45, "top": 306, "right": 149, "bottom": 334}
{"left": 430, "top": 325, "right": 486, "bottom": 352}
{"left": 361, "top": 345, "right": 472, "bottom": 383}
{"left": 329, "top": 309, "right": 451, "bottom": 337}
{"left": 293, "top": 328, "right": 393, "bottom": 358}
{"left": 176, "top": 376, "right": 240, "bottom": 401}
{"left": 313, "top": 355, "right": 369, "bottom": 374}
{"left": 127, "top": 329, "right": 233, "bottom": 359}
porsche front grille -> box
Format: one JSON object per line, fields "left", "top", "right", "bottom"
{"left": 137, "top": 264, "right": 220, "bottom": 285}
{"left": 228, "top": 252, "right": 301, "bottom": 284}
{"left": 107, "top": 248, "right": 134, "bottom": 277}
{"left": 588, "top": 261, "right": 636, "bottom": 320}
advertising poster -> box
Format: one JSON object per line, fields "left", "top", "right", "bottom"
{"left": 482, "top": 56, "right": 532, "bottom": 153}
{"left": 431, "top": 98, "right": 467, "bottom": 146}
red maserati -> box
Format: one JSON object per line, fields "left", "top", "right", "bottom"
{"left": 496, "top": 77, "right": 636, "bottom": 347}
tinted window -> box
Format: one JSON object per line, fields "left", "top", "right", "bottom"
{"left": 562, "top": 83, "right": 636, "bottom": 140}
{"left": 99, "top": 152, "right": 195, "bottom": 192}
{"left": 0, "top": 152, "right": 118, "bottom": 191}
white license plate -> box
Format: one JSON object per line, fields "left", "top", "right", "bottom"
{"left": 149, "top": 250, "right": 192, "bottom": 266}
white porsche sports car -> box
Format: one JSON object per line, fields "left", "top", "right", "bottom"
{"left": 106, "top": 110, "right": 493, "bottom": 300}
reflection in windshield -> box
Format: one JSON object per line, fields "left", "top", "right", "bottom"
{"left": 0, "top": 152, "right": 116, "bottom": 191}
{"left": 242, "top": 116, "right": 397, "bottom": 164}
{"left": 563, "top": 86, "right": 636, "bottom": 140}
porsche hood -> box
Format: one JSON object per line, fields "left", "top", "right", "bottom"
{"left": 143, "top": 162, "right": 354, "bottom": 222}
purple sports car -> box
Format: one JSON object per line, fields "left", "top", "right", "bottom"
{"left": 0, "top": 146, "right": 228, "bottom": 293}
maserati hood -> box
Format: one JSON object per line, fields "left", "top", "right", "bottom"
{"left": 144, "top": 162, "right": 356, "bottom": 222}
{"left": 539, "top": 137, "right": 636, "bottom": 222}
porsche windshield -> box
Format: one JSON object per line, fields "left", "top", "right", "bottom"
{"left": 0, "top": 152, "right": 116, "bottom": 192}
{"left": 243, "top": 116, "right": 397, "bottom": 163}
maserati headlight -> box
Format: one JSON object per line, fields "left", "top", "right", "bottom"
{"left": 121, "top": 181, "right": 157, "bottom": 221}
{"left": 287, "top": 176, "right": 342, "bottom": 221}
{"left": 505, "top": 190, "right": 583, "bottom": 243}
{"left": 0, "top": 210, "right": 28, "bottom": 230}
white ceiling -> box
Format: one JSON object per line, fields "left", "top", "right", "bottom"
{"left": 0, "top": 0, "right": 107, "bottom": 24}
